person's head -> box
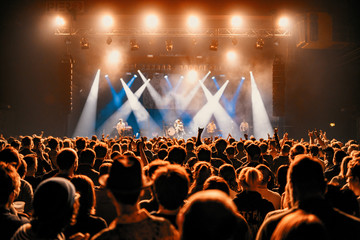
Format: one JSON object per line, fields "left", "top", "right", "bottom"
{"left": 245, "top": 143, "right": 261, "bottom": 161}
{"left": 0, "top": 162, "right": 21, "bottom": 206}
{"left": 71, "top": 175, "right": 96, "bottom": 217}
{"left": 196, "top": 145, "right": 212, "bottom": 162}
{"left": 21, "top": 136, "right": 33, "bottom": 148}
{"left": 271, "top": 210, "right": 328, "bottom": 240}
{"left": 48, "top": 138, "right": 59, "bottom": 150}
{"left": 281, "top": 144, "right": 291, "bottom": 156}
{"left": 192, "top": 161, "right": 213, "bottom": 184}
{"left": 256, "top": 164, "right": 275, "bottom": 188}
{"left": 146, "top": 159, "right": 170, "bottom": 179}
{"left": 110, "top": 151, "right": 121, "bottom": 160}
{"left": 178, "top": 190, "right": 250, "bottom": 240}
{"left": 0, "top": 146, "right": 21, "bottom": 169}
{"left": 225, "top": 145, "right": 236, "bottom": 157}
{"left": 339, "top": 156, "right": 352, "bottom": 178}
{"left": 56, "top": 148, "right": 78, "bottom": 172}
{"left": 153, "top": 164, "right": 189, "bottom": 210}
{"left": 289, "top": 144, "right": 306, "bottom": 160}
{"left": 288, "top": 155, "right": 326, "bottom": 204}
{"left": 259, "top": 143, "right": 268, "bottom": 154}
{"left": 63, "top": 139, "right": 73, "bottom": 148}
{"left": 157, "top": 149, "right": 168, "bottom": 160}
{"left": 215, "top": 139, "right": 227, "bottom": 152}
{"left": 168, "top": 145, "right": 187, "bottom": 165}
{"left": 24, "top": 154, "right": 38, "bottom": 176}
{"left": 203, "top": 176, "right": 230, "bottom": 195}
{"left": 238, "top": 167, "right": 262, "bottom": 191}
{"left": 333, "top": 149, "right": 347, "bottom": 165}
{"left": 325, "top": 184, "right": 359, "bottom": 217}
{"left": 219, "top": 164, "right": 238, "bottom": 191}
{"left": 111, "top": 143, "right": 121, "bottom": 154}
{"left": 276, "top": 165, "right": 289, "bottom": 188}
{"left": 32, "top": 177, "right": 78, "bottom": 238}
{"left": 323, "top": 146, "right": 335, "bottom": 161}
{"left": 269, "top": 140, "right": 276, "bottom": 149}
{"left": 309, "top": 145, "right": 319, "bottom": 157}
{"left": 185, "top": 141, "right": 195, "bottom": 151}
{"left": 102, "top": 155, "right": 151, "bottom": 206}
{"left": 99, "top": 162, "right": 112, "bottom": 178}
{"left": 94, "top": 142, "right": 108, "bottom": 159}
{"left": 236, "top": 141, "right": 244, "bottom": 152}
{"left": 346, "top": 158, "right": 360, "bottom": 196}
{"left": 10, "top": 140, "right": 20, "bottom": 150}
{"left": 186, "top": 156, "right": 198, "bottom": 170}
{"left": 75, "top": 137, "right": 86, "bottom": 151}
{"left": 78, "top": 148, "right": 96, "bottom": 166}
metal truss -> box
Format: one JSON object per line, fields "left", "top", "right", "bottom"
{"left": 54, "top": 27, "right": 291, "bottom": 38}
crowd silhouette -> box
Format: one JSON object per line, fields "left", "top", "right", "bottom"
{"left": 0, "top": 128, "right": 360, "bottom": 240}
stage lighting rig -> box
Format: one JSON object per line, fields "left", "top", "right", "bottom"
{"left": 255, "top": 38, "right": 264, "bottom": 49}
{"left": 209, "top": 39, "right": 218, "bottom": 51}
{"left": 165, "top": 40, "right": 173, "bottom": 52}
{"left": 130, "top": 39, "right": 140, "bottom": 51}
{"left": 80, "top": 37, "right": 90, "bottom": 49}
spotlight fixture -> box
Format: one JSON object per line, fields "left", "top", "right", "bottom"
{"left": 102, "top": 15, "right": 114, "bottom": 28}
{"left": 231, "top": 16, "right": 242, "bottom": 28}
{"left": 55, "top": 16, "right": 65, "bottom": 27}
{"left": 165, "top": 40, "right": 173, "bottom": 52}
{"left": 145, "top": 14, "right": 159, "bottom": 29}
{"left": 255, "top": 38, "right": 264, "bottom": 49}
{"left": 80, "top": 37, "right": 89, "bottom": 49}
{"left": 130, "top": 39, "right": 139, "bottom": 51}
{"left": 278, "top": 17, "right": 290, "bottom": 28}
{"left": 187, "top": 15, "right": 200, "bottom": 29}
{"left": 209, "top": 39, "right": 218, "bottom": 51}
{"left": 106, "top": 36, "right": 112, "bottom": 45}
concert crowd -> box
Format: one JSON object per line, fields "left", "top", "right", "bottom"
{"left": 1, "top": 128, "right": 360, "bottom": 240}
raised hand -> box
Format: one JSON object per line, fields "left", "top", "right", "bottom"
{"left": 198, "top": 127, "right": 204, "bottom": 134}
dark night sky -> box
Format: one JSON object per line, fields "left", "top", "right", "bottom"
{"left": 0, "top": 0, "right": 359, "bottom": 140}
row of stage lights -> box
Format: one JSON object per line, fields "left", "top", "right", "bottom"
{"left": 57, "top": 14, "right": 289, "bottom": 53}
{"left": 78, "top": 37, "right": 263, "bottom": 51}
{"left": 55, "top": 14, "right": 291, "bottom": 30}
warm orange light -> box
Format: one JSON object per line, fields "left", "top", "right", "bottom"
{"left": 145, "top": 14, "right": 159, "bottom": 29}
{"left": 55, "top": 16, "right": 65, "bottom": 27}
{"left": 278, "top": 17, "right": 290, "bottom": 28}
{"left": 102, "top": 15, "right": 114, "bottom": 28}
{"left": 330, "top": 122, "right": 335, "bottom": 127}
{"left": 107, "top": 50, "right": 121, "bottom": 64}
{"left": 226, "top": 51, "right": 237, "bottom": 61}
{"left": 231, "top": 16, "right": 242, "bottom": 28}
{"left": 187, "top": 15, "right": 200, "bottom": 29}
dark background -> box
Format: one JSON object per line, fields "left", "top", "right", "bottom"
{"left": 0, "top": 0, "right": 359, "bottom": 141}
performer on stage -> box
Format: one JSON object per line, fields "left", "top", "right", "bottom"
{"left": 116, "top": 118, "right": 126, "bottom": 137}
{"left": 207, "top": 120, "right": 217, "bottom": 137}
{"left": 239, "top": 119, "right": 249, "bottom": 136}
{"left": 174, "top": 119, "right": 185, "bottom": 138}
